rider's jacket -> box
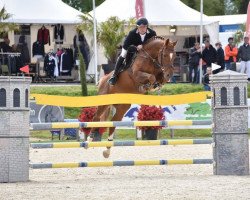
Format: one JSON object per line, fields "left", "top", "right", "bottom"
{"left": 123, "top": 27, "right": 156, "bottom": 50}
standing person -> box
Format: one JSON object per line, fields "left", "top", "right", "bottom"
{"left": 238, "top": 36, "right": 250, "bottom": 80}
{"left": 108, "top": 17, "right": 156, "bottom": 85}
{"left": 202, "top": 40, "right": 217, "bottom": 75}
{"left": 188, "top": 42, "right": 201, "bottom": 83}
{"left": 215, "top": 41, "right": 225, "bottom": 74}
{"left": 224, "top": 37, "right": 238, "bottom": 70}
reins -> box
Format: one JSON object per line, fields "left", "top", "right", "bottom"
{"left": 140, "top": 44, "right": 174, "bottom": 71}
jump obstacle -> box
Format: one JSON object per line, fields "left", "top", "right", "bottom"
{"left": 30, "top": 139, "right": 213, "bottom": 149}
{"left": 30, "top": 159, "right": 213, "bottom": 169}
{"left": 30, "top": 120, "right": 212, "bottom": 130}
{"left": 30, "top": 139, "right": 214, "bottom": 169}
{"left": 1, "top": 71, "right": 249, "bottom": 183}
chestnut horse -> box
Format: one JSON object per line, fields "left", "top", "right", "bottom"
{"left": 88, "top": 36, "right": 177, "bottom": 158}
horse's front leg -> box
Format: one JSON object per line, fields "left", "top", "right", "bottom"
{"left": 87, "top": 105, "right": 109, "bottom": 142}
{"left": 103, "top": 104, "right": 131, "bottom": 158}
{"left": 134, "top": 70, "right": 156, "bottom": 89}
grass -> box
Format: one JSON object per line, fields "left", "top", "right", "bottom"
{"left": 31, "top": 84, "right": 98, "bottom": 96}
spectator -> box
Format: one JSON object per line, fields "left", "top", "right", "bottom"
{"left": 202, "top": 40, "right": 217, "bottom": 74}
{"left": 238, "top": 36, "right": 250, "bottom": 80}
{"left": 188, "top": 42, "right": 201, "bottom": 83}
{"left": 202, "top": 67, "right": 212, "bottom": 91}
{"left": 224, "top": 37, "right": 238, "bottom": 70}
{"left": 0, "top": 38, "right": 12, "bottom": 52}
{"left": 214, "top": 41, "right": 225, "bottom": 74}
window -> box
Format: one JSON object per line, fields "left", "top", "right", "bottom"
{"left": 0, "top": 88, "right": 6, "bottom": 107}
{"left": 221, "top": 87, "right": 227, "bottom": 105}
{"left": 13, "top": 88, "right": 20, "bottom": 107}
{"left": 233, "top": 87, "right": 240, "bottom": 105}
{"left": 25, "top": 89, "right": 29, "bottom": 107}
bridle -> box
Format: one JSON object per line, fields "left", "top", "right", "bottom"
{"left": 140, "top": 44, "right": 175, "bottom": 71}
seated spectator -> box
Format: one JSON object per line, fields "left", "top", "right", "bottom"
{"left": 202, "top": 67, "right": 212, "bottom": 91}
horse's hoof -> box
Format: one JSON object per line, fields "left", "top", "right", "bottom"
{"left": 103, "top": 150, "right": 110, "bottom": 158}
{"left": 84, "top": 142, "right": 89, "bottom": 149}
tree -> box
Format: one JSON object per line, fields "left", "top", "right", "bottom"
{"left": 62, "top": 0, "right": 105, "bottom": 12}
{"left": 181, "top": 0, "right": 225, "bottom": 16}
{"left": 231, "top": 0, "right": 249, "bottom": 14}
{"left": 78, "top": 15, "right": 135, "bottom": 64}
{"left": 79, "top": 50, "right": 88, "bottom": 96}
{"left": 0, "top": 7, "right": 18, "bottom": 35}
{"left": 181, "top": 0, "right": 249, "bottom": 15}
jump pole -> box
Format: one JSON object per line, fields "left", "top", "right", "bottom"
{"left": 30, "top": 139, "right": 213, "bottom": 149}
{"left": 30, "top": 159, "right": 213, "bottom": 169}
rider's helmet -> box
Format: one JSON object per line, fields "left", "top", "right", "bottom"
{"left": 136, "top": 17, "right": 148, "bottom": 26}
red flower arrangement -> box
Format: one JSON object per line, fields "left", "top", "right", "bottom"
{"left": 137, "top": 105, "right": 165, "bottom": 131}
{"left": 78, "top": 107, "right": 106, "bottom": 135}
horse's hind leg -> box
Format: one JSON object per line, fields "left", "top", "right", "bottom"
{"left": 88, "top": 105, "right": 110, "bottom": 141}
{"left": 103, "top": 104, "right": 131, "bottom": 158}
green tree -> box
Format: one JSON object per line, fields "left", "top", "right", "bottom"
{"left": 0, "top": 7, "right": 18, "bottom": 35}
{"left": 231, "top": 0, "right": 249, "bottom": 14}
{"left": 62, "top": 0, "right": 105, "bottom": 12}
{"left": 79, "top": 50, "right": 88, "bottom": 96}
{"left": 182, "top": 0, "right": 250, "bottom": 15}
{"left": 78, "top": 15, "right": 134, "bottom": 64}
{"left": 181, "top": 0, "right": 225, "bottom": 16}
{"left": 99, "top": 17, "right": 126, "bottom": 63}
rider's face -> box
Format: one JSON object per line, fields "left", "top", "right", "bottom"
{"left": 137, "top": 25, "right": 147, "bottom": 35}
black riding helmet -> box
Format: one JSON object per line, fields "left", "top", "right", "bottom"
{"left": 136, "top": 17, "right": 148, "bottom": 26}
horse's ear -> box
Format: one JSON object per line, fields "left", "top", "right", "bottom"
{"left": 164, "top": 39, "right": 169, "bottom": 46}
{"left": 172, "top": 40, "right": 177, "bottom": 46}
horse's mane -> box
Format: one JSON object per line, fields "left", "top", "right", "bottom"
{"left": 143, "top": 36, "right": 165, "bottom": 46}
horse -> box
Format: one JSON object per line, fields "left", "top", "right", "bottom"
{"left": 88, "top": 36, "right": 177, "bottom": 158}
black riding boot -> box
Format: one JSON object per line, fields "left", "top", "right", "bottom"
{"left": 108, "top": 56, "right": 125, "bottom": 85}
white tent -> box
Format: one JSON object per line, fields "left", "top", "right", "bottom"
{"left": 0, "top": 0, "right": 87, "bottom": 78}
{"left": 92, "top": 0, "right": 219, "bottom": 45}
{"left": 209, "top": 14, "right": 246, "bottom": 25}
{"left": 94, "top": 0, "right": 215, "bottom": 25}
{"left": 0, "top": 0, "right": 83, "bottom": 24}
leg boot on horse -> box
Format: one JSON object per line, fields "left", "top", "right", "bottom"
{"left": 108, "top": 56, "right": 125, "bottom": 85}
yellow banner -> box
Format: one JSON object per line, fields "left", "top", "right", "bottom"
{"left": 31, "top": 91, "right": 211, "bottom": 107}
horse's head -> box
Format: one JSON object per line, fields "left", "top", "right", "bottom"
{"left": 159, "top": 39, "right": 177, "bottom": 83}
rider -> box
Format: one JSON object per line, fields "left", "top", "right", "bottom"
{"left": 108, "top": 17, "right": 157, "bottom": 85}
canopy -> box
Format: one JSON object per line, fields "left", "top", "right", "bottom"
{"left": 0, "top": 0, "right": 83, "bottom": 24}
{"left": 209, "top": 14, "right": 247, "bottom": 25}
{"left": 93, "top": 0, "right": 216, "bottom": 25}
